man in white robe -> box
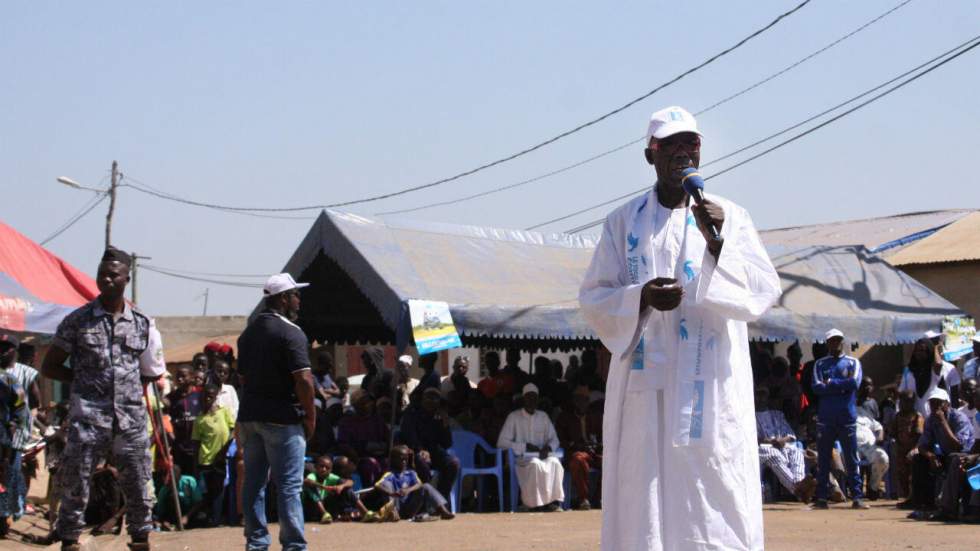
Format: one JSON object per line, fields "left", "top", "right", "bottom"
{"left": 497, "top": 383, "right": 565, "bottom": 511}
{"left": 579, "top": 106, "right": 781, "bottom": 551}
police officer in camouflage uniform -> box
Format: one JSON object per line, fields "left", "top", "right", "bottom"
{"left": 41, "top": 247, "right": 164, "bottom": 551}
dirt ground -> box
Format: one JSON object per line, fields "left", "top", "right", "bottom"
{"left": 8, "top": 457, "right": 975, "bottom": 550}
{"left": 4, "top": 501, "right": 977, "bottom": 551}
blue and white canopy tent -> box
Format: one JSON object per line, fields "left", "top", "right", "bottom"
{"left": 268, "top": 211, "right": 962, "bottom": 351}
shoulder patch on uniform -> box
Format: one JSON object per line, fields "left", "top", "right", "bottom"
{"left": 130, "top": 306, "right": 150, "bottom": 322}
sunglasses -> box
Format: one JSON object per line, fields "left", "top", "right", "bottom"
{"left": 651, "top": 136, "right": 701, "bottom": 153}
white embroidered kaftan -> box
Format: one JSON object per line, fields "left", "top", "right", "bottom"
{"left": 497, "top": 409, "right": 565, "bottom": 508}
{"left": 579, "top": 189, "right": 780, "bottom": 551}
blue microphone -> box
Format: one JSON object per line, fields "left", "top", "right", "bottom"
{"left": 680, "top": 167, "right": 720, "bottom": 240}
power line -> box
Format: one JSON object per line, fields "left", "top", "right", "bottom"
{"left": 107, "top": 2, "right": 812, "bottom": 215}
{"left": 121, "top": 176, "right": 316, "bottom": 220}
{"left": 564, "top": 35, "right": 980, "bottom": 234}
{"left": 40, "top": 193, "right": 109, "bottom": 246}
{"left": 378, "top": 0, "right": 912, "bottom": 217}
{"left": 550, "top": 34, "right": 980, "bottom": 234}
{"left": 376, "top": 139, "right": 641, "bottom": 216}
{"left": 527, "top": 189, "right": 641, "bottom": 232}
{"left": 696, "top": 0, "right": 914, "bottom": 116}
{"left": 339, "top": 0, "right": 811, "bottom": 208}
{"left": 142, "top": 264, "right": 269, "bottom": 279}
{"left": 140, "top": 265, "right": 265, "bottom": 288}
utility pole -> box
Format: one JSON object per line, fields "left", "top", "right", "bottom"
{"left": 202, "top": 288, "right": 209, "bottom": 316}
{"left": 106, "top": 160, "right": 119, "bottom": 248}
{"left": 130, "top": 253, "right": 152, "bottom": 304}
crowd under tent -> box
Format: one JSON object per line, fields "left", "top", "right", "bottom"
{"left": 267, "top": 211, "right": 963, "bottom": 353}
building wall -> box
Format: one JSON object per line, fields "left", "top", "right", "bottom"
{"left": 155, "top": 315, "right": 247, "bottom": 350}
{"left": 898, "top": 261, "right": 980, "bottom": 321}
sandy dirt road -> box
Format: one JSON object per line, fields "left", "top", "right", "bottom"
{"left": 5, "top": 500, "right": 976, "bottom": 551}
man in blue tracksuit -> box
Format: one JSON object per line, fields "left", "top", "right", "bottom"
{"left": 811, "top": 328, "right": 869, "bottom": 510}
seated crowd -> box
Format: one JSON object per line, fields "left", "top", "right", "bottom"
{"left": 10, "top": 329, "right": 979, "bottom": 539}
{"left": 751, "top": 334, "right": 980, "bottom": 523}
{"left": 14, "top": 342, "right": 607, "bottom": 538}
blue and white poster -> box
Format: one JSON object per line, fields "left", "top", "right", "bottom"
{"left": 408, "top": 299, "right": 462, "bottom": 355}
{"left": 942, "top": 315, "right": 976, "bottom": 361}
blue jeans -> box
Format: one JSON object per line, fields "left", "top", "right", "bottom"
{"left": 816, "top": 417, "right": 862, "bottom": 501}
{"left": 240, "top": 422, "right": 307, "bottom": 551}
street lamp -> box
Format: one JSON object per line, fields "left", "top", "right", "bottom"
{"left": 55, "top": 161, "right": 120, "bottom": 248}
{"left": 56, "top": 176, "right": 82, "bottom": 189}
{"left": 56, "top": 168, "right": 152, "bottom": 303}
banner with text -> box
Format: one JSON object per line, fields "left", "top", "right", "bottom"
{"left": 942, "top": 315, "right": 976, "bottom": 361}
{"left": 408, "top": 300, "right": 462, "bottom": 355}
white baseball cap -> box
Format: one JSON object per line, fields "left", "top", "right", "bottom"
{"left": 825, "top": 328, "right": 844, "bottom": 341}
{"left": 523, "top": 383, "right": 539, "bottom": 395}
{"left": 646, "top": 106, "right": 703, "bottom": 142}
{"left": 263, "top": 273, "right": 309, "bottom": 296}
{"left": 397, "top": 354, "right": 414, "bottom": 367}
{"left": 924, "top": 387, "right": 950, "bottom": 403}
{"left": 924, "top": 329, "right": 942, "bottom": 340}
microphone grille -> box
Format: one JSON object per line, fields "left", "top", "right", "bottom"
{"left": 680, "top": 167, "right": 704, "bottom": 194}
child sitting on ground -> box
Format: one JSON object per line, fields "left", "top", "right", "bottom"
{"left": 303, "top": 456, "right": 375, "bottom": 523}
{"left": 86, "top": 462, "right": 124, "bottom": 535}
{"left": 373, "top": 445, "right": 454, "bottom": 522}
{"left": 154, "top": 464, "right": 205, "bottom": 530}
{"left": 333, "top": 455, "right": 374, "bottom": 521}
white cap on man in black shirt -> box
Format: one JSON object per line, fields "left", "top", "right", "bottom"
{"left": 263, "top": 273, "right": 309, "bottom": 296}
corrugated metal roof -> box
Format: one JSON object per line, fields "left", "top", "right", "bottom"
{"left": 887, "top": 212, "right": 980, "bottom": 266}
{"left": 759, "top": 210, "right": 975, "bottom": 252}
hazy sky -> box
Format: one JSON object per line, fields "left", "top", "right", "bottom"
{"left": 3, "top": 1, "right": 978, "bottom": 317}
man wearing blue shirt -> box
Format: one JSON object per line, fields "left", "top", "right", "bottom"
{"left": 910, "top": 386, "right": 975, "bottom": 516}
{"left": 811, "top": 328, "right": 867, "bottom": 510}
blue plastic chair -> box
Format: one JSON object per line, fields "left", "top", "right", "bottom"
{"left": 450, "top": 430, "right": 505, "bottom": 513}
{"left": 967, "top": 464, "right": 980, "bottom": 491}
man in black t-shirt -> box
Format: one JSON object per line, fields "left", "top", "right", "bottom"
{"left": 238, "top": 273, "right": 316, "bottom": 551}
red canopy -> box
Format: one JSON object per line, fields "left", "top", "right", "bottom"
{"left": 0, "top": 220, "right": 98, "bottom": 334}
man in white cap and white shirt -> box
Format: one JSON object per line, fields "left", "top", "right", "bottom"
{"left": 811, "top": 328, "right": 868, "bottom": 510}
{"left": 238, "top": 273, "right": 316, "bottom": 551}
{"left": 497, "top": 383, "right": 565, "bottom": 511}
{"left": 579, "top": 106, "right": 780, "bottom": 549}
